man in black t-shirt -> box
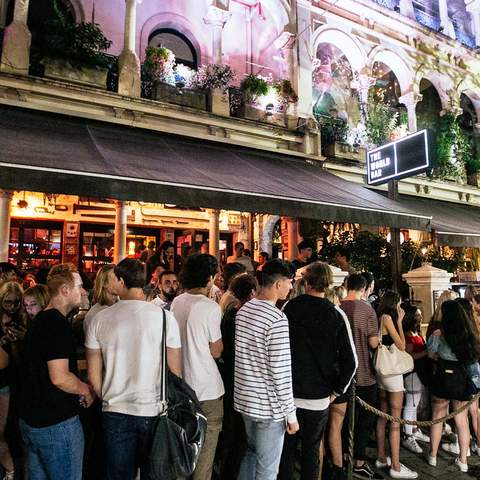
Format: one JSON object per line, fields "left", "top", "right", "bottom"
{"left": 19, "top": 264, "right": 94, "bottom": 480}
{"left": 291, "top": 239, "right": 314, "bottom": 271}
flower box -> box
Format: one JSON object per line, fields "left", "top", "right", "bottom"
{"left": 153, "top": 81, "right": 207, "bottom": 110}
{"left": 325, "top": 142, "right": 367, "bottom": 163}
{"left": 239, "top": 104, "right": 288, "bottom": 128}
{"left": 43, "top": 58, "right": 108, "bottom": 89}
{"left": 208, "top": 88, "right": 230, "bottom": 117}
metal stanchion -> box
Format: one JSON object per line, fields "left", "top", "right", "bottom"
{"left": 347, "top": 380, "right": 356, "bottom": 480}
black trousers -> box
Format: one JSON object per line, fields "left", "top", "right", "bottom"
{"left": 278, "top": 407, "right": 330, "bottom": 480}
{"left": 353, "top": 384, "right": 377, "bottom": 462}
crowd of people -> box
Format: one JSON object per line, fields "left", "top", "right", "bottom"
{"left": 0, "top": 238, "right": 480, "bottom": 480}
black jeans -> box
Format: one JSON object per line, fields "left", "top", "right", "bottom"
{"left": 102, "top": 412, "right": 156, "bottom": 480}
{"left": 278, "top": 407, "right": 330, "bottom": 480}
{"left": 353, "top": 384, "right": 377, "bottom": 462}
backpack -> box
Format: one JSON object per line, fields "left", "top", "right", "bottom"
{"left": 147, "top": 309, "right": 207, "bottom": 480}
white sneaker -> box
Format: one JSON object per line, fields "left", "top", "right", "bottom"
{"left": 455, "top": 457, "right": 468, "bottom": 473}
{"left": 441, "top": 442, "right": 470, "bottom": 456}
{"left": 375, "top": 456, "right": 392, "bottom": 468}
{"left": 444, "top": 423, "right": 453, "bottom": 435}
{"left": 402, "top": 436, "right": 423, "bottom": 454}
{"left": 389, "top": 463, "right": 418, "bottom": 479}
{"left": 412, "top": 429, "right": 430, "bottom": 443}
{"left": 427, "top": 455, "right": 437, "bottom": 467}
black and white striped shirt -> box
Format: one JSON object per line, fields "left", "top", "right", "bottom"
{"left": 234, "top": 298, "right": 297, "bottom": 423}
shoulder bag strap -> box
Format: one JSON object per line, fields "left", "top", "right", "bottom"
{"left": 160, "top": 308, "right": 168, "bottom": 407}
{"left": 378, "top": 314, "right": 383, "bottom": 346}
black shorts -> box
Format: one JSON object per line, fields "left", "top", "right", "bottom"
{"left": 332, "top": 390, "right": 350, "bottom": 404}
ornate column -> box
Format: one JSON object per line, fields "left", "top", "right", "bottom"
{"left": 441, "top": 89, "right": 463, "bottom": 118}
{"left": 0, "top": 190, "right": 13, "bottom": 262}
{"left": 118, "top": 0, "right": 141, "bottom": 97}
{"left": 208, "top": 209, "right": 220, "bottom": 259}
{"left": 399, "top": 0, "right": 416, "bottom": 20}
{"left": 114, "top": 201, "right": 128, "bottom": 264}
{"left": 439, "top": 0, "right": 455, "bottom": 39}
{"left": 0, "top": 0, "right": 31, "bottom": 75}
{"left": 466, "top": 0, "right": 480, "bottom": 46}
{"left": 204, "top": 5, "right": 231, "bottom": 64}
{"left": 351, "top": 72, "right": 376, "bottom": 125}
{"left": 260, "top": 214, "right": 280, "bottom": 256}
{"left": 399, "top": 91, "right": 423, "bottom": 133}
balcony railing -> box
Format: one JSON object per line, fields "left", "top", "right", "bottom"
{"left": 371, "top": 0, "right": 399, "bottom": 10}
{"left": 414, "top": 8, "right": 441, "bottom": 31}
{"left": 454, "top": 27, "right": 476, "bottom": 49}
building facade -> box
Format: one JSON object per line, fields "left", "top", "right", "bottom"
{"left": 1, "top": 0, "right": 480, "bottom": 275}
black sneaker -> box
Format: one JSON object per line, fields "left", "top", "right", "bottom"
{"left": 330, "top": 465, "right": 347, "bottom": 480}
{"left": 353, "top": 462, "right": 384, "bottom": 479}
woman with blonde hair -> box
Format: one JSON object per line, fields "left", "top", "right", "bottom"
{"left": 23, "top": 284, "right": 50, "bottom": 321}
{"left": 83, "top": 264, "right": 118, "bottom": 333}
{"left": 427, "top": 290, "right": 458, "bottom": 339}
{"left": 0, "top": 281, "right": 27, "bottom": 480}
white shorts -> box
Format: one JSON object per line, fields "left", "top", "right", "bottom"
{"left": 377, "top": 373, "right": 405, "bottom": 393}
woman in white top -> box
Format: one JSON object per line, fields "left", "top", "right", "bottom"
{"left": 376, "top": 291, "right": 417, "bottom": 479}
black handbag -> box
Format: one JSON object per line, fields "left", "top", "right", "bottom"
{"left": 430, "top": 358, "right": 470, "bottom": 401}
{"left": 147, "top": 309, "right": 208, "bottom": 480}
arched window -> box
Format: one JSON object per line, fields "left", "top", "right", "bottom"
{"left": 148, "top": 29, "right": 198, "bottom": 70}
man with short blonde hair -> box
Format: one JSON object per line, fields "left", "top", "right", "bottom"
{"left": 19, "top": 263, "right": 94, "bottom": 480}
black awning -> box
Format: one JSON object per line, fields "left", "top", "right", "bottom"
{"left": 0, "top": 106, "right": 430, "bottom": 230}
{"left": 397, "top": 195, "right": 480, "bottom": 247}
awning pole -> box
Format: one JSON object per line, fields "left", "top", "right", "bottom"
{"left": 388, "top": 180, "right": 402, "bottom": 292}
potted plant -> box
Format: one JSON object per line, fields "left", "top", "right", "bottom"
{"left": 42, "top": 2, "right": 112, "bottom": 89}
{"left": 190, "top": 64, "right": 236, "bottom": 116}
{"left": 238, "top": 74, "right": 298, "bottom": 127}
{"left": 273, "top": 79, "right": 298, "bottom": 128}
{"left": 143, "top": 46, "right": 207, "bottom": 110}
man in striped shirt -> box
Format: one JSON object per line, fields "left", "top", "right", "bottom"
{"left": 234, "top": 259, "right": 299, "bottom": 480}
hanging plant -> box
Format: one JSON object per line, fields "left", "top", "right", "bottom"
{"left": 365, "top": 90, "right": 400, "bottom": 147}
{"left": 143, "top": 46, "right": 176, "bottom": 84}
{"left": 240, "top": 74, "right": 269, "bottom": 103}
{"left": 273, "top": 79, "right": 298, "bottom": 104}
{"left": 458, "top": 129, "right": 480, "bottom": 175}
{"left": 190, "top": 64, "right": 236, "bottom": 93}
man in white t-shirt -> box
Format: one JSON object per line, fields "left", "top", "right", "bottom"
{"left": 171, "top": 253, "right": 224, "bottom": 480}
{"left": 85, "top": 258, "right": 181, "bottom": 480}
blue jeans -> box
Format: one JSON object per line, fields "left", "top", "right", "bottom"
{"left": 238, "top": 414, "right": 286, "bottom": 480}
{"left": 103, "top": 411, "right": 157, "bottom": 480}
{"left": 20, "top": 415, "right": 84, "bottom": 480}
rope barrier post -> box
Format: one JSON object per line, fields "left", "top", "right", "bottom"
{"left": 347, "top": 379, "right": 356, "bottom": 480}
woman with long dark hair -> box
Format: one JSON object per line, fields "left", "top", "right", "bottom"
{"left": 401, "top": 304, "right": 429, "bottom": 454}
{"left": 375, "top": 291, "right": 417, "bottom": 479}
{"left": 427, "top": 300, "right": 480, "bottom": 473}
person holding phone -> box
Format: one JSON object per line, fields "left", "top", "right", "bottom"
{"left": 375, "top": 291, "right": 417, "bottom": 479}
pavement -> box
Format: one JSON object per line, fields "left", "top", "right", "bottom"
{"left": 364, "top": 443, "right": 480, "bottom": 480}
